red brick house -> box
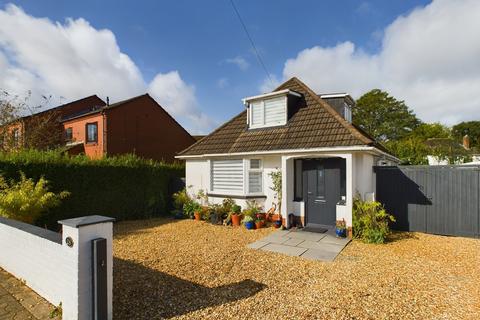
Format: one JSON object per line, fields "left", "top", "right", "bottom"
{"left": 1, "top": 95, "right": 105, "bottom": 150}
{"left": 61, "top": 94, "right": 196, "bottom": 162}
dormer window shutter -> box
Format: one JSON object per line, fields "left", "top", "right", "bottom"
{"left": 250, "top": 101, "right": 264, "bottom": 127}
{"left": 264, "top": 96, "right": 286, "bottom": 126}
{"left": 249, "top": 96, "right": 287, "bottom": 129}
{"left": 245, "top": 89, "right": 301, "bottom": 129}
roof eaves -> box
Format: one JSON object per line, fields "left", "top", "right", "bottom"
{"left": 178, "top": 110, "right": 246, "bottom": 156}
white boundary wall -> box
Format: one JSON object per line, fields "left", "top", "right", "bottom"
{"left": 0, "top": 215, "right": 114, "bottom": 320}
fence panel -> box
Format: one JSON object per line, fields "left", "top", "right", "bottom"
{"left": 375, "top": 166, "right": 480, "bottom": 238}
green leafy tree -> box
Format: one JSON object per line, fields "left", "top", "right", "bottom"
{"left": 354, "top": 89, "right": 421, "bottom": 141}
{"left": 452, "top": 121, "right": 480, "bottom": 148}
{"left": 0, "top": 172, "right": 70, "bottom": 224}
{"left": 386, "top": 123, "right": 470, "bottom": 165}
{"left": 386, "top": 138, "right": 430, "bottom": 165}
{"left": 410, "top": 123, "right": 451, "bottom": 140}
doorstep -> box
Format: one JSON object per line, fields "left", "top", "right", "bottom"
{"left": 247, "top": 229, "right": 350, "bottom": 262}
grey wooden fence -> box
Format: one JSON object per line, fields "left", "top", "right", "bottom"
{"left": 374, "top": 165, "right": 480, "bottom": 238}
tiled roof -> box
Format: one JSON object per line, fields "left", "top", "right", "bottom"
{"left": 61, "top": 94, "right": 149, "bottom": 122}
{"left": 179, "top": 77, "right": 389, "bottom": 156}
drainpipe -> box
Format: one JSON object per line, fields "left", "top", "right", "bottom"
{"left": 102, "top": 111, "right": 107, "bottom": 156}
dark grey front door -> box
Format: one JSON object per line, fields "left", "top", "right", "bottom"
{"left": 304, "top": 158, "right": 345, "bottom": 226}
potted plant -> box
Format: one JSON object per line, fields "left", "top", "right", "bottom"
{"left": 269, "top": 169, "right": 283, "bottom": 228}
{"left": 242, "top": 215, "right": 254, "bottom": 230}
{"left": 183, "top": 199, "right": 199, "bottom": 219}
{"left": 209, "top": 204, "right": 224, "bottom": 225}
{"left": 191, "top": 202, "right": 202, "bottom": 221}
{"left": 255, "top": 213, "right": 266, "bottom": 227}
{"left": 335, "top": 219, "right": 347, "bottom": 238}
{"left": 172, "top": 188, "right": 190, "bottom": 219}
{"left": 231, "top": 204, "right": 242, "bottom": 226}
{"left": 254, "top": 217, "right": 263, "bottom": 230}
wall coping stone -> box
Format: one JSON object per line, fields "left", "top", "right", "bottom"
{"left": 0, "top": 217, "right": 61, "bottom": 244}
{"left": 58, "top": 215, "right": 115, "bottom": 228}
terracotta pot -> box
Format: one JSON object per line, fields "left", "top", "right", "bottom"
{"left": 194, "top": 211, "right": 201, "bottom": 221}
{"left": 272, "top": 214, "right": 281, "bottom": 221}
{"left": 231, "top": 213, "right": 241, "bottom": 226}
{"left": 255, "top": 221, "right": 262, "bottom": 229}
{"left": 260, "top": 220, "right": 265, "bottom": 227}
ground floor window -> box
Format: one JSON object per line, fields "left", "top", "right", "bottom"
{"left": 210, "top": 159, "right": 263, "bottom": 195}
{"left": 248, "top": 159, "right": 263, "bottom": 193}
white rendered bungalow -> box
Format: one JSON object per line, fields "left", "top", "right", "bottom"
{"left": 177, "top": 77, "right": 397, "bottom": 234}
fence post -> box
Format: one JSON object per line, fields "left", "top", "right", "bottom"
{"left": 59, "top": 216, "right": 115, "bottom": 320}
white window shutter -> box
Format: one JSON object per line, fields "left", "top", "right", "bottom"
{"left": 264, "top": 96, "right": 286, "bottom": 126}
{"left": 250, "top": 101, "right": 264, "bottom": 127}
{"left": 211, "top": 160, "right": 244, "bottom": 192}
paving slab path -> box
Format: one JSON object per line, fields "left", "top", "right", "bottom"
{"left": 0, "top": 269, "right": 57, "bottom": 320}
{"left": 247, "top": 228, "right": 350, "bottom": 261}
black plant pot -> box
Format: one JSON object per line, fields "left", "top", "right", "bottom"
{"left": 210, "top": 213, "right": 220, "bottom": 225}
{"left": 173, "top": 210, "right": 184, "bottom": 219}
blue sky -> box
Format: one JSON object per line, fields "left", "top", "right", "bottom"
{"left": 0, "top": 1, "right": 478, "bottom": 133}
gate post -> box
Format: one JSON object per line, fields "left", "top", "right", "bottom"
{"left": 59, "top": 215, "right": 115, "bottom": 320}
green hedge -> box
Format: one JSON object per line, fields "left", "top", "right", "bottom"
{"left": 0, "top": 150, "right": 184, "bottom": 229}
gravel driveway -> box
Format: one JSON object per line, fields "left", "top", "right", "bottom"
{"left": 113, "top": 218, "right": 480, "bottom": 320}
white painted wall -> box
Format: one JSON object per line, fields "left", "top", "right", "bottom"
{"left": 185, "top": 150, "right": 378, "bottom": 228}
{"left": 0, "top": 217, "right": 113, "bottom": 320}
{"left": 185, "top": 159, "right": 209, "bottom": 196}
{"left": 354, "top": 153, "right": 376, "bottom": 200}
{"left": 186, "top": 156, "right": 281, "bottom": 211}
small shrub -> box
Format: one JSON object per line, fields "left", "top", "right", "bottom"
{"left": 221, "top": 198, "right": 236, "bottom": 213}
{"left": 353, "top": 197, "right": 395, "bottom": 244}
{"left": 172, "top": 188, "right": 190, "bottom": 217}
{"left": 201, "top": 206, "right": 212, "bottom": 221}
{"left": 49, "top": 302, "right": 62, "bottom": 319}
{"left": 195, "top": 189, "right": 208, "bottom": 206}
{"left": 0, "top": 172, "right": 70, "bottom": 224}
{"left": 183, "top": 200, "right": 200, "bottom": 219}
{"left": 231, "top": 204, "right": 241, "bottom": 214}
{"left": 336, "top": 219, "right": 346, "bottom": 230}
{"left": 241, "top": 215, "right": 254, "bottom": 224}
{"left": 243, "top": 199, "right": 262, "bottom": 218}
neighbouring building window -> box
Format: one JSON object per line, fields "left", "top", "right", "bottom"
{"left": 248, "top": 159, "right": 263, "bottom": 194}
{"left": 249, "top": 96, "right": 287, "bottom": 129}
{"left": 210, "top": 159, "right": 264, "bottom": 195}
{"left": 65, "top": 127, "right": 73, "bottom": 142}
{"left": 294, "top": 159, "right": 303, "bottom": 200}
{"left": 86, "top": 122, "right": 98, "bottom": 143}
{"left": 12, "top": 128, "right": 20, "bottom": 147}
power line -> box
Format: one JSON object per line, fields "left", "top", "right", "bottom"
{"left": 229, "top": 0, "right": 274, "bottom": 87}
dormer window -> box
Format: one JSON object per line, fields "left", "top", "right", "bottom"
{"left": 244, "top": 89, "right": 301, "bottom": 129}
{"left": 319, "top": 93, "right": 355, "bottom": 123}
{"left": 343, "top": 103, "right": 352, "bottom": 123}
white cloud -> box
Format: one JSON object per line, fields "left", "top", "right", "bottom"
{"left": 0, "top": 4, "right": 214, "bottom": 133}
{"left": 148, "top": 71, "right": 216, "bottom": 132}
{"left": 259, "top": 74, "right": 281, "bottom": 93}
{"left": 278, "top": 0, "right": 480, "bottom": 125}
{"left": 225, "top": 56, "right": 249, "bottom": 71}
